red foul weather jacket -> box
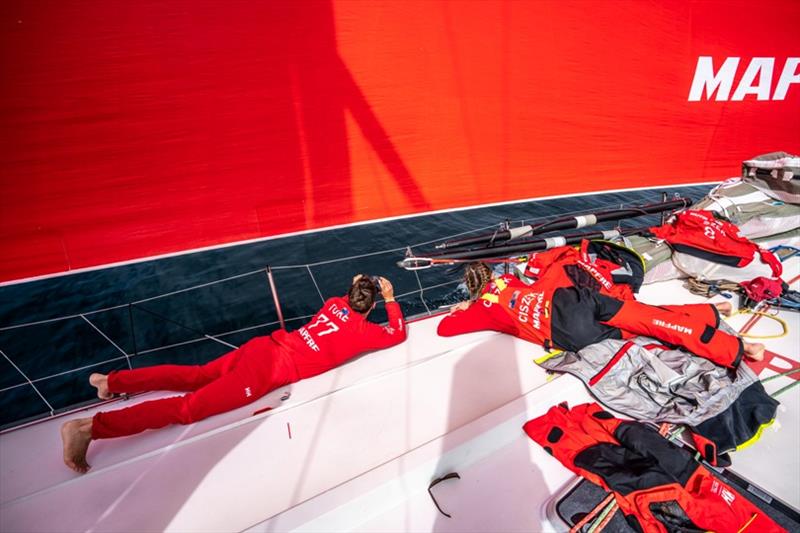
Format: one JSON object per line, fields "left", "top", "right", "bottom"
{"left": 524, "top": 403, "right": 785, "bottom": 533}
{"left": 273, "top": 297, "right": 406, "bottom": 379}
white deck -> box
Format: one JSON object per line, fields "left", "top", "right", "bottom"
{"left": 1, "top": 257, "right": 799, "bottom": 532}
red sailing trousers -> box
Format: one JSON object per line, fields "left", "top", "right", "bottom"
{"left": 601, "top": 299, "right": 744, "bottom": 368}
{"left": 91, "top": 297, "right": 406, "bottom": 439}
{"left": 92, "top": 336, "right": 299, "bottom": 439}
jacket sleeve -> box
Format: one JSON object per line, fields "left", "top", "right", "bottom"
{"left": 437, "top": 301, "right": 516, "bottom": 337}
{"left": 361, "top": 301, "right": 407, "bottom": 351}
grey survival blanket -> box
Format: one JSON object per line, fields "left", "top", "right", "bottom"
{"left": 539, "top": 335, "right": 778, "bottom": 456}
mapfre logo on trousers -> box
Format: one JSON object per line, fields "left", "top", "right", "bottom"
{"left": 688, "top": 57, "right": 799, "bottom": 101}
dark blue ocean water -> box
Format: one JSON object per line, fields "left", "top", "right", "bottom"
{"left": 0, "top": 185, "right": 711, "bottom": 428}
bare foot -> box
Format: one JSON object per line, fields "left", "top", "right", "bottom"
{"left": 61, "top": 418, "right": 93, "bottom": 473}
{"left": 714, "top": 301, "right": 733, "bottom": 317}
{"left": 743, "top": 342, "right": 766, "bottom": 362}
{"left": 89, "top": 373, "right": 112, "bottom": 400}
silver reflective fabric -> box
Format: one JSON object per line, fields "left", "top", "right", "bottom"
{"left": 540, "top": 334, "right": 757, "bottom": 427}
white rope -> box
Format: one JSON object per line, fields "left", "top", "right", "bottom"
{"left": 306, "top": 247, "right": 408, "bottom": 267}
{"left": 306, "top": 265, "right": 326, "bottom": 304}
{"left": 407, "top": 222, "right": 508, "bottom": 248}
{"left": 131, "top": 268, "right": 265, "bottom": 305}
{"left": 0, "top": 349, "right": 55, "bottom": 414}
{"left": 413, "top": 270, "right": 432, "bottom": 315}
{"left": 392, "top": 279, "right": 460, "bottom": 300}
{"left": 80, "top": 315, "right": 133, "bottom": 369}
{"left": 203, "top": 335, "right": 240, "bottom": 350}
{"left": 139, "top": 313, "right": 314, "bottom": 353}
{"left": 0, "top": 303, "right": 129, "bottom": 331}
{"left": 2, "top": 270, "right": 456, "bottom": 333}
{"left": 136, "top": 335, "right": 215, "bottom": 356}
{"left": 0, "top": 355, "right": 130, "bottom": 394}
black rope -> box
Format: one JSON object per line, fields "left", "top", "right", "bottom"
{"left": 428, "top": 472, "right": 461, "bottom": 518}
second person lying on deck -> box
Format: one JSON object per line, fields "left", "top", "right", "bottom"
{"left": 438, "top": 261, "right": 764, "bottom": 366}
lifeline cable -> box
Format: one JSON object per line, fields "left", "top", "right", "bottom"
{"left": 129, "top": 304, "right": 240, "bottom": 350}
{"left": 0, "top": 312, "right": 319, "bottom": 432}
{"left": 7, "top": 331, "right": 560, "bottom": 492}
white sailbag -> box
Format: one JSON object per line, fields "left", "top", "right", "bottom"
{"left": 672, "top": 248, "right": 780, "bottom": 282}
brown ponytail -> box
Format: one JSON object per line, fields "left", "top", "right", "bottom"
{"left": 464, "top": 262, "right": 492, "bottom": 300}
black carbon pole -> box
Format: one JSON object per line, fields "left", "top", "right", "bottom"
{"left": 435, "top": 197, "right": 690, "bottom": 250}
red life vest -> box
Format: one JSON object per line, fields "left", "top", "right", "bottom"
{"left": 650, "top": 210, "right": 782, "bottom": 277}
{"left": 523, "top": 240, "right": 643, "bottom": 300}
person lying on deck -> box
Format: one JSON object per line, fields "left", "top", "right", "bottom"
{"left": 61, "top": 275, "right": 406, "bottom": 473}
{"left": 437, "top": 262, "right": 765, "bottom": 366}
